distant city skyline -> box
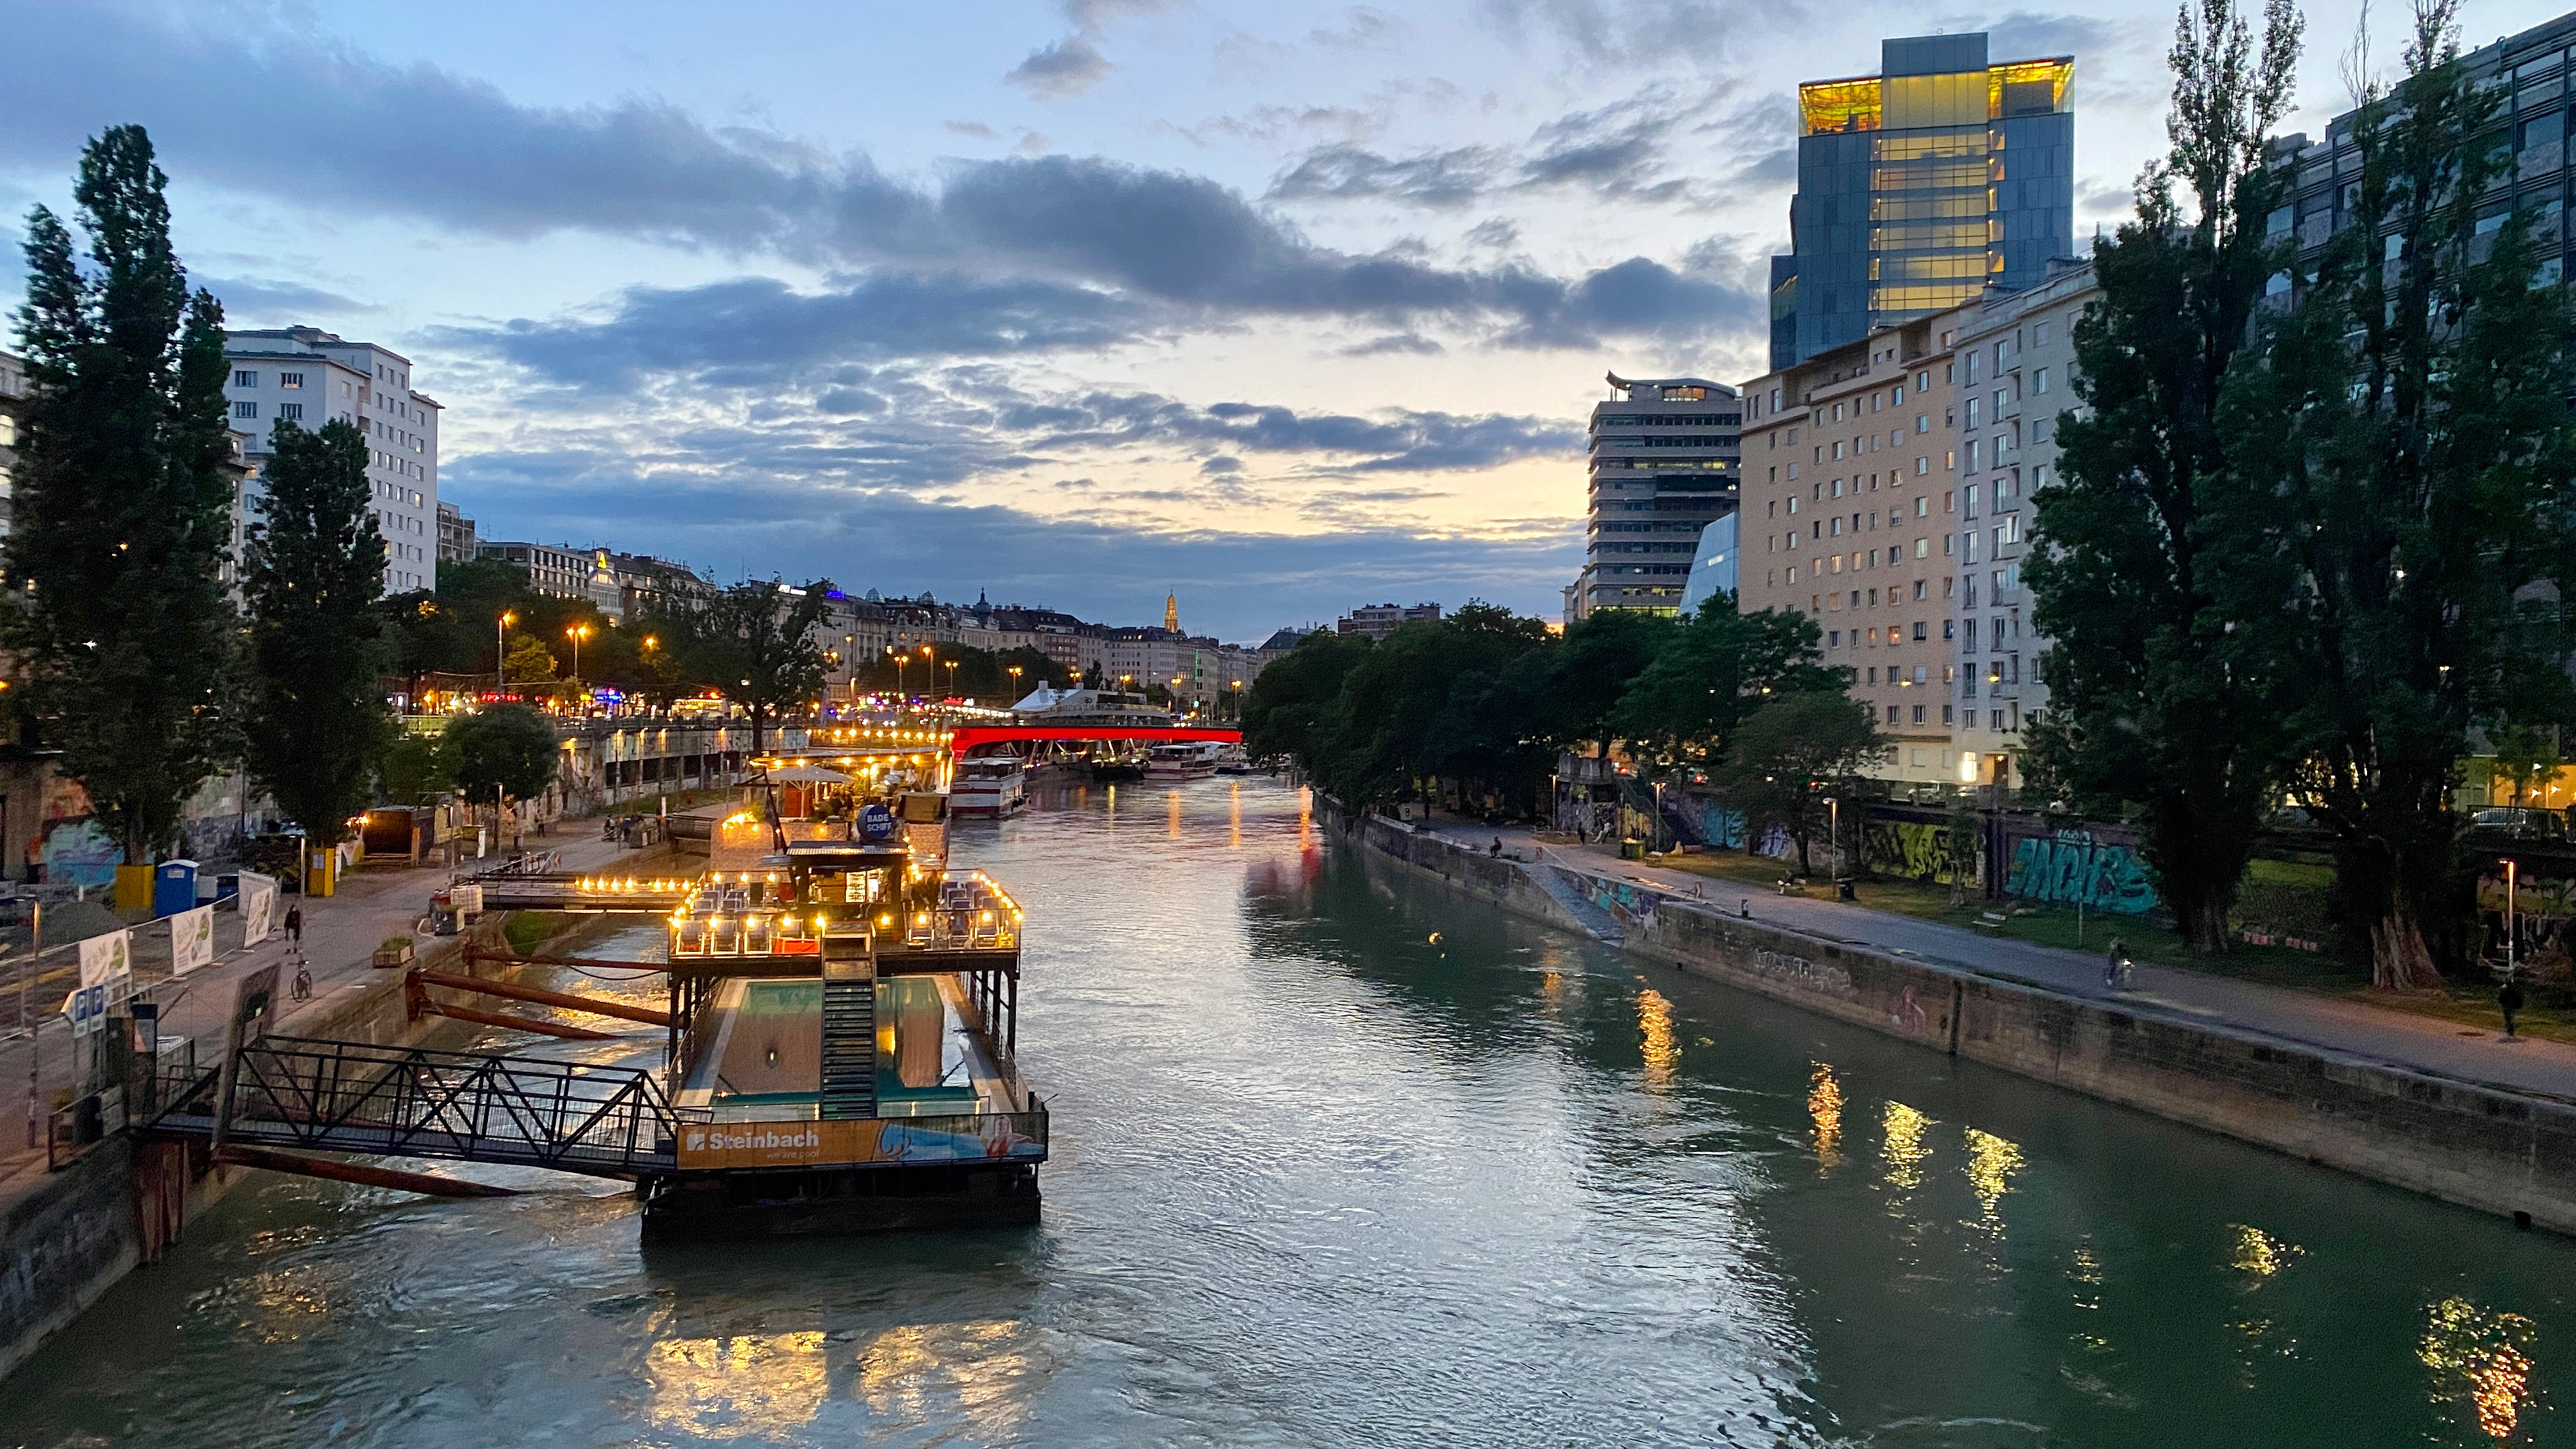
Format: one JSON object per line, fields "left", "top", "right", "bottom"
{"left": 6, "top": 1, "right": 2566, "bottom": 638}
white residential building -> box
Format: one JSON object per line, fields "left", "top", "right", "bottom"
{"left": 222, "top": 326, "right": 442, "bottom": 594}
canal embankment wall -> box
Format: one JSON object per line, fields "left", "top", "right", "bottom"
{"left": 1335, "top": 807, "right": 2576, "bottom": 1234}
{"left": 0, "top": 910, "right": 608, "bottom": 1384}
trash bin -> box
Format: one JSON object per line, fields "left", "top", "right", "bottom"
{"left": 305, "top": 851, "right": 335, "bottom": 898}
{"left": 153, "top": 859, "right": 199, "bottom": 918}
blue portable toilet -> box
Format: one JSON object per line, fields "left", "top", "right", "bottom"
{"left": 154, "top": 859, "right": 199, "bottom": 918}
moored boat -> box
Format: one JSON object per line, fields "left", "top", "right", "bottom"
{"left": 1146, "top": 741, "right": 1222, "bottom": 780}
{"left": 951, "top": 756, "right": 1029, "bottom": 817}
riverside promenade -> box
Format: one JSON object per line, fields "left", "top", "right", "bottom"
{"left": 1424, "top": 817, "right": 2576, "bottom": 1105}
{"left": 0, "top": 829, "right": 650, "bottom": 1210}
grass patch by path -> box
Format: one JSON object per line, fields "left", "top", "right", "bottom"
{"left": 1648, "top": 848, "right": 2559, "bottom": 1043}
{"left": 503, "top": 910, "right": 567, "bottom": 956}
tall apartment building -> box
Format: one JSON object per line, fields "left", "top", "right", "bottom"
{"left": 1946, "top": 264, "right": 2092, "bottom": 787}
{"left": 1769, "top": 33, "right": 2074, "bottom": 371}
{"left": 0, "top": 350, "right": 25, "bottom": 541}
{"left": 1565, "top": 374, "right": 1740, "bottom": 622}
{"left": 222, "top": 327, "right": 441, "bottom": 594}
{"left": 436, "top": 501, "right": 478, "bottom": 567}
{"left": 2272, "top": 11, "right": 2576, "bottom": 286}
{"left": 1738, "top": 307, "right": 1971, "bottom": 785}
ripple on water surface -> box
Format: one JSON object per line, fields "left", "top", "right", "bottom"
{"left": 4, "top": 777, "right": 2574, "bottom": 1447}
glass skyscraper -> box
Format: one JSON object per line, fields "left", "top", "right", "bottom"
{"left": 1769, "top": 33, "right": 2074, "bottom": 371}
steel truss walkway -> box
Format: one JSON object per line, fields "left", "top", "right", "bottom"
{"left": 157, "top": 1036, "right": 678, "bottom": 1179}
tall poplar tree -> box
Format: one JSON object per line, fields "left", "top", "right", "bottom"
{"left": 2023, "top": 0, "right": 2304, "bottom": 953}
{"left": 241, "top": 417, "right": 391, "bottom": 841}
{"left": 6, "top": 126, "right": 238, "bottom": 862}
{"left": 2216, "top": 0, "right": 2576, "bottom": 988}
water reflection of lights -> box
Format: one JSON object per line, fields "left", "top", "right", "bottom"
{"left": 2421, "top": 1296, "right": 2539, "bottom": 1443}
{"left": 640, "top": 1321, "right": 1032, "bottom": 1441}
{"left": 1962, "top": 1127, "right": 2023, "bottom": 1230}
{"left": 1807, "top": 1063, "right": 1844, "bottom": 1171}
{"left": 1167, "top": 790, "right": 1183, "bottom": 838}
{"left": 1637, "top": 989, "right": 1679, "bottom": 1089}
{"left": 2228, "top": 1224, "right": 2304, "bottom": 1279}
{"left": 645, "top": 1330, "right": 829, "bottom": 1439}
{"left": 1882, "top": 1101, "right": 1931, "bottom": 1193}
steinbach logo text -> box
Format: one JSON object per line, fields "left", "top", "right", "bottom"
{"left": 686, "top": 1126, "right": 822, "bottom": 1152}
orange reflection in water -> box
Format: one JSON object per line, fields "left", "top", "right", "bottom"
{"left": 1637, "top": 988, "right": 1679, "bottom": 1090}
{"left": 1167, "top": 790, "right": 1183, "bottom": 838}
{"left": 1961, "top": 1127, "right": 2023, "bottom": 1234}
{"left": 645, "top": 1330, "right": 829, "bottom": 1441}
{"left": 2421, "top": 1296, "right": 2539, "bottom": 1442}
{"left": 1807, "top": 1062, "right": 1844, "bottom": 1171}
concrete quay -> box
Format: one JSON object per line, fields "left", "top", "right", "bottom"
{"left": 1336, "top": 804, "right": 2576, "bottom": 1235}
{"left": 0, "top": 830, "right": 664, "bottom": 1385}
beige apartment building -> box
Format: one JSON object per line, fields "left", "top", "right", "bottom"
{"left": 1738, "top": 306, "right": 1973, "bottom": 786}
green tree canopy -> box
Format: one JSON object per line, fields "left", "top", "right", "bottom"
{"left": 1715, "top": 691, "right": 1883, "bottom": 877}
{"left": 1611, "top": 595, "right": 1839, "bottom": 773}
{"left": 2023, "top": 0, "right": 2304, "bottom": 954}
{"left": 2214, "top": 0, "right": 2576, "bottom": 987}
{"left": 241, "top": 417, "right": 391, "bottom": 842}
{"left": 442, "top": 705, "right": 558, "bottom": 807}
{"left": 5, "top": 125, "right": 239, "bottom": 861}
{"left": 672, "top": 579, "right": 832, "bottom": 753}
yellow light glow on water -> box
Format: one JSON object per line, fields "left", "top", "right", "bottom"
{"left": 1882, "top": 1101, "right": 1931, "bottom": 1193}
{"left": 643, "top": 1330, "right": 828, "bottom": 1439}
{"left": 2228, "top": 1223, "right": 2303, "bottom": 1278}
{"left": 1637, "top": 988, "right": 1678, "bottom": 1090}
{"left": 1963, "top": 1126, "right": 2023, "bottom": 1229}
{"left": 1808, "top": 1062, "right": 1843, "bottom": 1169}
{"left": 2421, "top": 1296, "right": 2539, "bottom": 1443}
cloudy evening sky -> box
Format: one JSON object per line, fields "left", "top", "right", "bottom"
{"left": 4, "top": 0, "right": 2569, "bottom": 640}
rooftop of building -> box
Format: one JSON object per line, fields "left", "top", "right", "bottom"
{"left": 225, "top": 326, "right": 410, "bottom": 367}
{"left": 1796, "top": 33, "right": 2073, "bottom": 136}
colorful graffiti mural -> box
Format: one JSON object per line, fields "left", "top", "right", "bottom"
{"left": 1756, "top": 823, "right": 1795, "bottom": 860}
{"left": 2005, "top": 830, "right": 2158, "bottom": 916}
{"left": 1665, "top": 795, "right": 1747, "bottom": 850}
{"left": 1864, "top": 818, "right": 1968, "bottom": 885}
{"left": 42, "top": 817, "right": 121, "bottom": 888}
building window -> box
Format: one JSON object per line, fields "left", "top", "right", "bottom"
{"left": 2032, "top": 367, "right": 2049, "bottom": 395}
{"left": 232, "top": 401, "right": 257, "bottom": 419}
{"left": 279, "top": 403, "right": 302, "bottom": 421}
{"left": 1913, "top": 705, "right": 1926, "bottom": 723}
{"left": 1887, "top": 705, "right": 1900, "bottom": 724}
{"left": 280, "top": 372, "right": 303, "bottom": 389}
{"left": 232, "top": 370, "right": 257, "bottom": 387}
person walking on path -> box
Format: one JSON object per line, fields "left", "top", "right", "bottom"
{"left": 2501, "top": 973, "right": 2527, "bottom": 1042}
{"left": 284, "top": 903, "right": 303, "bottom": 946}
{"left": 2103, "top": 937, "right": 2134, "bottom": 992}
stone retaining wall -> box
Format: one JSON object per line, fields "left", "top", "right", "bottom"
{"left": 0, "top": 910, "right": 611, "bottom": 1384}
{"left": 1340, "top": 808, "right": 2576, "bottom": 1234}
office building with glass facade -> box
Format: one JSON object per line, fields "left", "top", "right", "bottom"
{"left": 1769, "top": 33, "right": 2075, "bottom": 371}
{"left": 1565, "top": 374, "right": 1740, "bottom": 622}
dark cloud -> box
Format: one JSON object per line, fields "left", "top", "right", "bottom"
{"left": 1268, "top": 84, "right": 1718, "bottom": 213}
{"left": 439, "top": 274, "right": 1147, "bottom": 390}
{"left": 1004, "top": 37, "right": 1113, "bottom": 98}
{"left": 1, "top": 7, "right": 1753, "bottom": 348}
{"left": 198, "top": 275, "right": 379, "bottom": 320}
{"left": 1200, "top": 456, "right": 1243, "bottom": 474}
{"left": 1269, "top": 142, "right": 1501, "bottom": 209}
{"left": 1338, "top": 333, "right": 1445, "bottom": 357}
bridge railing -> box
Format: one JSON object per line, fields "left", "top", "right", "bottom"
{"left": 162, "top": 1036, "right": 677, "bottom": 1177}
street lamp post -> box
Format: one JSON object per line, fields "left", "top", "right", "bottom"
{"left": 1824, "top": 795, "right": 1839, "bottom": 882}
{"left": 892, "top": 648, "right": 909, "bottom": 698}
{"left": 566, "top": 624, "right": 590, "bottom": 696}
{"left": 1231, "top": 678, "right": 1243, "bottom": 721}
{"left": 945, "top": 659, "right": 959, "bottom": 698}
{"left": 496, "top": 611, "right": 516, "bottom": 695}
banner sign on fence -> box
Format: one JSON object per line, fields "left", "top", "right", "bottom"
{"left": 238, "top": 872, "right": 277, "bottom": 944}
{"left": 77, "top": 928, "right": 134, "bottom": 1007}
{"left": 171, "top": 904, "right": 215, "bottom": 976}
{"left": 451, "top": 883, "right": 483, "bottom": 916}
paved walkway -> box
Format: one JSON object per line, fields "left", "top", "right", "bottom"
{"left": 1413, "top": 815, "right": 2576, "bottom": 1103}
{"left": 0, "top": 828, "right": 661, "bottom": 1210}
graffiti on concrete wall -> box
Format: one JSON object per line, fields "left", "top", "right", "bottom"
{"left": 2005, "top": 830, "right": 2158, "bottom": 916}
{"left": 1755, "top": 823, "right": 1795, "bottom": 860}
{"left": 1864, "top": 819, "right": 1966, "bottom": 885}
{"left": 1666, "top": 795, "right": 1747, "bottom": 850}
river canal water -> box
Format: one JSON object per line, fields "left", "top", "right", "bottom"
{"left": 4, "top": 776, "right": 2575, "bottom": 1446}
